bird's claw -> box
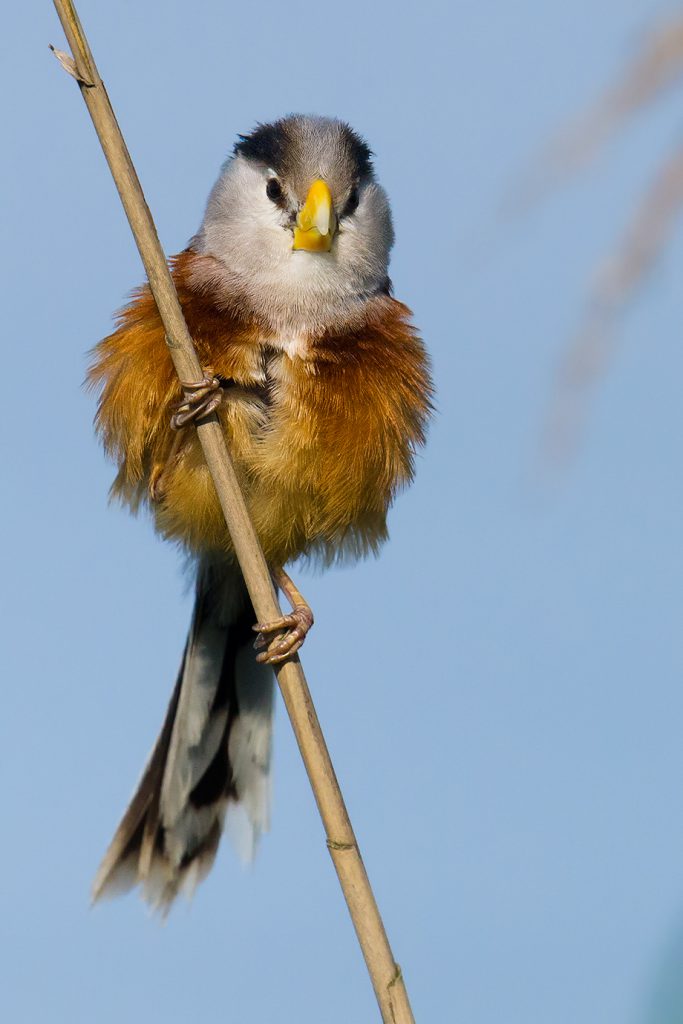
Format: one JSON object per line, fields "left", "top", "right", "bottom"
{"left": 149, "top": 463, "right": 165, "bottom": 503}
{"left": 171, "top": 369, "right": 223, "bottom": 429}
{"left": 253, "top": 605, "right": 314, "bottom": 665}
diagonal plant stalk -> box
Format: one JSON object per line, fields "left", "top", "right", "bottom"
{"left": 51, "top": 2, "right": 415, "bottom": 1022}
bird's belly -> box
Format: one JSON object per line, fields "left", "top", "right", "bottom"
{"left": 154, "top": 387, "right": 388, "bottom": 565}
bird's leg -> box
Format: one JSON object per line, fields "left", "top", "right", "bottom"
{"left": 170, "top": 366, "right": 224, "bottom": 430}
{"left": 253, "top": 567, "right": 314, "bottom": 665}
{"left": 148, "top": 430, "right": 184, "bottom": 503}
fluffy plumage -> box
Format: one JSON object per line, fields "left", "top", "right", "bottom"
{"left": 89, "top": 115, "right": 432, "bottom": 908}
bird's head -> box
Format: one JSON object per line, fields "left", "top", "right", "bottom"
{"left": 192, "top": 115, "right": 395, "bottom": 334}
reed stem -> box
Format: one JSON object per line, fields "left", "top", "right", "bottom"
{"left": 50, "top": 3, "right": 416, "bottom": 1021}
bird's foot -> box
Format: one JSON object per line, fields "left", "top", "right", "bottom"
{"left": 148, "top": 431, "right": 184, "bottom": 503}
{"left": 149, "top": 463, "right": 165, "bottom": 503}
{"left": 253, "top": 604, "right": 314, "bottom": 665}
{"left": 171, "top": 367, "right": 223, "bottom": 429}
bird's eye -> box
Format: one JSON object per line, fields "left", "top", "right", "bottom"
{"left": 344, "top": 187, "right": 360, "bottom": 217}
{"left": 266, "top": 177, "right": 283, "bottom": 202}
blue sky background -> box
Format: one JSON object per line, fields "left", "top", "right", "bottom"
{"left": 3, "top": 2, "right": 683, "bottom": 1022}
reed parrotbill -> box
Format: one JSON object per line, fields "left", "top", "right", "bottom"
{"left": 88, "top": 115, "right": 432, "bottom": 910}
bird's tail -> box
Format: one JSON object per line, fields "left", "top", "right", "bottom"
{"left": 92, "top": 559, "right": 273, "bottom": 912}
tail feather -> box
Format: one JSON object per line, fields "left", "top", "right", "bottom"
{"left": 92, "top": 561, "right": 274, "bottom": 911}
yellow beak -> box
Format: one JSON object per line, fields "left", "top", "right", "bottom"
{"left": 293, "top": 179, "right": 337, "bottom": 252}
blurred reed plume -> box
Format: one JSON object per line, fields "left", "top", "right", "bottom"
{"left": 514, "top": 12, "right": 683, "bottom": 465}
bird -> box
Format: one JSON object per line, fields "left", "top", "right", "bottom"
{"left": 88, "top": 114, "right": 433, "bottom": 911}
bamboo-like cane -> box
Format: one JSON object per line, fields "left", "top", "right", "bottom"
{"left": 50, "top": 3, "right": 415, "bottom": 1022}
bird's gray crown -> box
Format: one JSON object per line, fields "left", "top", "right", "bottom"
{"left": 234, "top": 115, "right": 374, "bottom": 199}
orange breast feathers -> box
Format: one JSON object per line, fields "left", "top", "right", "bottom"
{"left": 88, "top": 250, "right": 433, "bottom": 566}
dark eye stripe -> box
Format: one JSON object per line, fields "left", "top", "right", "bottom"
{"left": 266, "top": 177, "right": 283, "bottom": 202}
{"left": 343, "top": 187, "right": 360, "bottom": 217}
